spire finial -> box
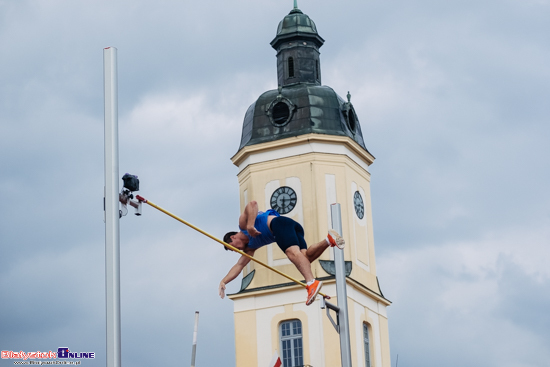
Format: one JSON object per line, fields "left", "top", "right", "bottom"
{"left": 294, "top": 0, "right": 298, "bottom": 9}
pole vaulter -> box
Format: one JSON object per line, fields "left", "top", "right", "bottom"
{"left": 134, "top": 195, "right": 340, "bottom": 302}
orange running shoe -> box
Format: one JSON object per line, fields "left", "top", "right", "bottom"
{"left": 327, "top": 229, "right": 345, "bottom": 249}
{"left": 306, "top": 280, "right": 323, "bottom": 306}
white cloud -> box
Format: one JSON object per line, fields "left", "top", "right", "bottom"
{"left": 378, "top": 222, "right": 550, "bottom": 366}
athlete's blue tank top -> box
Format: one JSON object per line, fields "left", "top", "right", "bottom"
{"left": 240, "top": 209, "right": 280, "bottom": 249}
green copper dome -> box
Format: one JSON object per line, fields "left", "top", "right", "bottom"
{"left": 271, "top": 8, "right": 324, "bottom": 49}
{"left": 238, "top": 84, "right": 369, "bottom": 152}
{"left": 276, "top": 8, "right": 318, "bottom": 36}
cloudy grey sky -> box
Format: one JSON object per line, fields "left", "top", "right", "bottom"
{"left": 1, "top": 0, "right": 549, "bottom": 366}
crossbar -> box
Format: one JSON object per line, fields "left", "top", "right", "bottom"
{"left": 135, "top": 195, "right": 330, "bottom": 300}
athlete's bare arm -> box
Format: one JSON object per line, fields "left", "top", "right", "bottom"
{"left": 239, "top": 201, "right": 261, "bottom": 237}
{"left": 219, "top": 249, "right": 255, "bottom": 299}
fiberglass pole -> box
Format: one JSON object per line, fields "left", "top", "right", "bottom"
{"left": 331, "top": 203, "right": 352, "bottom": 367}
{"left": 104, "top": 46, "right": 122, "bottom": 367}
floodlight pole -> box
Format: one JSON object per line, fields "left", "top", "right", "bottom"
{"left": 104, "top": 46, "right": 122, "bottom": 367}
{"left": 190, "top": 311, "right": 200, "bottom": 367}
{"left": 331, "top": 203, "right": 352, "bottom": 367}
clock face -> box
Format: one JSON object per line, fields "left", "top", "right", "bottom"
{"left": 270, "top": 186, "right": 297, "bottom": 214}
{"left": 353, "top": 191, "right": 364, "bottom": 219}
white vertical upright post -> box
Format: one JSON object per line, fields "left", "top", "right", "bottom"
{"left": 190, "top": 311, "right": 200, "bottom": 367}
{"left": 104, "top": 46, "right": 122, "bottom": 367}
{"left": 331, "top": 203, "right": 353, "bottom": 367}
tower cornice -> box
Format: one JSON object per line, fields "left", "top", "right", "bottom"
{"left": 228, "top": 278, "right": 391, "bottom": 308}
{"left": 231, "top": 133, "right": 375, "bottom": 172}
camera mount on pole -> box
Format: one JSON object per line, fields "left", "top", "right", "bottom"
{"left": 118, "top": 173, "right": 142, "bottom": 217}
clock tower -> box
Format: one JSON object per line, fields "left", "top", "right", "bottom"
{"left": 228, "top": 6, "right": 391, "bottom": 367}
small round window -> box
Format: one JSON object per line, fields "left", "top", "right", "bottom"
{"left": 266, "top": 95, "right": 296, "bottom": 127}
{"left": 272, "top": 102, "right": 290, "bottom": 125}
{"left": 342, "top": 103, "right": 358, "bottom": 134}
{"left": 347, "top": 106, "right": 357, "bottom": 132}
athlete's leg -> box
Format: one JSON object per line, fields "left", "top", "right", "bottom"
{"left": 285, "top": 245, "right": 314, "bottom": 283}
{"left": 303, "top": 239, "right": 330, "bottom": 263}
{"left": 271, "top": 217, "right": 325, "bottom": 305}
{"left": 304, "top": 230, "right": 345, "bottom": 262}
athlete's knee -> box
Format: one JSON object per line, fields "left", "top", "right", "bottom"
{"left": 285, "top": 245, "right": 300, "bottom": 255}
{"left": 301, "top": 249, "right": 313, "bottom": 262}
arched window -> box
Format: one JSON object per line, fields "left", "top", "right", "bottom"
{"left": 363, "top": 323, "right": 371, "bottom": 367}
{"left": 280, "top": 319, "right": 303, "bottom": 367}
{"left": 288, "top": 57, "right": 295, "bottom": 78}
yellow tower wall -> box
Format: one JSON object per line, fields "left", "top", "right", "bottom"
{"left": 229, "top": 134, "right": 391, "bottom": 367}
{"left": 230, "top": 282, "right": 390, "bottom": 367}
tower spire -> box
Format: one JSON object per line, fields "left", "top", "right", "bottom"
{"left": 271, "top": 6, "right": 324, "bottom": 87}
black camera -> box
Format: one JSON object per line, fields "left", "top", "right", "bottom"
{"left": 122, "top": 173, "right": 139, "bottom": 192}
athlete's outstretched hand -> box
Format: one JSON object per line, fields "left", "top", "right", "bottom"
{"left": 218, "top": 281, "right": 226, "bottom": 299}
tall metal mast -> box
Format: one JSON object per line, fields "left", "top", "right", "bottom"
{"left": 190, "top": 311, "right": 200, "bottom": 367}
{"left": 104, "top": 46, "right": 122, "bottom": 367}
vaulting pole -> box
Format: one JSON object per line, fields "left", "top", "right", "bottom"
{"left": 135, "top": 195, "right": 330, "bottom": 300}
{"left": 331, "top": 203, "right": 352, "bottom": 367}
{"left": 104, "top": 46, "right": 122, "bottom": 367}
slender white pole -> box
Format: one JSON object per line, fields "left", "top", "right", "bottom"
{"left": 104, "top": 46, "right": 121, "bottom": 367}
{"left": 190, "top": 311, "right": 200, "bottom": 367}
{"left": 331, "top": 203, "right": 353, "bottom": 367}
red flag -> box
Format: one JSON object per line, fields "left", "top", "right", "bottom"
{"left": 269, "top": 350, "right": 282, "bottom": 367}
